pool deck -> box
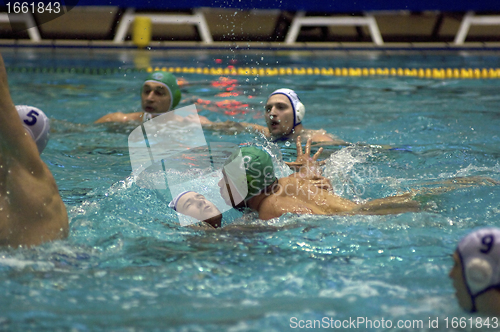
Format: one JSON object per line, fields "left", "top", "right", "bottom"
{"left": 2, "top": 40, "right": 500, "bottom": 53}
{"left": 2, "top": 7, "right": 500, "bottom": 52}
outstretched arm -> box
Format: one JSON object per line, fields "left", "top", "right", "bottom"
{"left": 190, "top": 115, "right": 270, "bottom": 136}
{"left": 0, "top": 54, "right": 44, "bottom": 176}
{"left": 95, "top": 111, "right": 143, "bottom": 123}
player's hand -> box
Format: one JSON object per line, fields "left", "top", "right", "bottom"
{"left": 286, "top": 136, "right": 326, "bottom": 178}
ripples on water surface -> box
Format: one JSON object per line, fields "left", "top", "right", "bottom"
{"left": 1, "top": 49, "right": 500, "bottom": 331}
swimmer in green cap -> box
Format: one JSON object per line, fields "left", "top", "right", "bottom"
{"left": 0, "top": 53, "right": 68, "bottom": 246}
{"left": 95, "top": 71, "right": 182, "bottom": 123}
{"left": 218, "top": 137, "right": 499, "bottom": 220}
{"left": 217, "top": 139, "right": 373, "bottom": 218}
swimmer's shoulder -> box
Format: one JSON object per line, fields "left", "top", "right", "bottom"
{"left": 244, "top": 122, "right": 269, "bottom": 136}
{"left": 95, "top": 111, "right": 143, "bottom": 124}
{"left": 256, "top": 178, "right": 298, "bottom": 220}
{"left": 257, "top": 198, "right": 281, "bottom": 220}
{"left": 303, "top": 129, "right": 348, "bottom": 144}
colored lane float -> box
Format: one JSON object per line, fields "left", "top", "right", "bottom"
{"left": 196, "top": 99, "right": 250, "bottom": 116}
{"left": 147, "top": 66, "right": 500, "bottom": 79}
{"left": 6, "top": 66, "right": 500, "bottom": 79}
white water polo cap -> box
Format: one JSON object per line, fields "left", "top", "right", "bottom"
{"left": 16, "top": 105, "right": 50, "bottom": 154}
{"left": 168, "top": 191, "right": 194, "bottom": 211}
{"left": 269, "top": 88, "right": 305, "bottom": 127}
{"left": 457, "top": 227, "right": 500, "bottom": 298}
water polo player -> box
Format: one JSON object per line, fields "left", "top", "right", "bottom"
{"left": 15, "top": 105, "right": 50, "bottom": 153}
{"left": 0, "top": 53, "right": 68, "bottom": 246}
{"left": 218, "top": 137, "right": 498, "bottom": 221}
{"left": 197, "top": 88, "right": 345, "bottom": 144}
{"left": 450, "top": 227, "right": 500, "bottom": 316}
{"left": 95, "top": 71, "right": 182, "bottom": 123}
{"left": 169, "top": 191, "right": 222, "bottom": 228}
{"left": 217, "top": 137, "right": 426, "bottom": 219}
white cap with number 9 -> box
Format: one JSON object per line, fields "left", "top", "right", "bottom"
{"left": 16, "top": 105, "right": 50, "bottom": 154}
{"left": 458, "top": 227, "right": 500, "bottom": 296}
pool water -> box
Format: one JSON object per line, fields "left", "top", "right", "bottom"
{"left": 1, "top": 48, "right": 500, "bottom": 331}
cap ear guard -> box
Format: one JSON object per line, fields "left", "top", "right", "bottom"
{"left": 457, "top": 227, "right": 500, "bottom": 301}
{"left": 295, "top": 100, "right": 305, "bottom": 126}
{"left": 465, "top": 258, "right": 493, "bottom": 294}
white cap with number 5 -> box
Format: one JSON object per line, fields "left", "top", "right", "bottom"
{"left": 16, "top": 105, "right": 50, "bottom": 154}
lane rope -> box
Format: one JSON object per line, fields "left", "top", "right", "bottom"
{"left": 6, "top": 66, "right": 500, "bottom": 79}
{"left": 147, "top": 66, "right": 500, "bottom": 79}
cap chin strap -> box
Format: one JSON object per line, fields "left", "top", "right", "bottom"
{"left": 463, "top": 256, "right": 494, "bottom": 313}
{"left": 468, "top": 295, "right": 478, "bottom": 313}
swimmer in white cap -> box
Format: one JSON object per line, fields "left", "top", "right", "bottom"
{"left": 95, "top": 71, "right": 184, "bottom": 123}
{"left": 169, "top": 191, "right": 222, "bottom": 228}
{"left": 196, "top": 88, "right": 346, "bottom": 144}
{"left": 15, "top": 105, "right": 50, "bottom": 154}
{"left": 450, "top": 227, "right": 500, "bottom": 316}
{"left": 0, "top": 53, "right": 68, "bottom": 246}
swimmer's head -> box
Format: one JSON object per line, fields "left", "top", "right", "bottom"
{"left": 268, "top": 88, "right": 305, "bottom": 128}
{"left": 142, "top": 71, "right": 181, "bottom": 113}
{"left": 16, "top": 105, "right": 50, "bottom": 154}
{"left": 452, "top": 227, "right": 500, "bottom": 312}
{"left": 219, "top": 147, "right": 277, "bottom": 207}
{"left": 169, "top": 191, "right": 222, "bottom": 228}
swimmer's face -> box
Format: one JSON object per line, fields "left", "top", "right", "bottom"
{"left": 176, "top": 192, "right": 221, "bottom": 222}
{"left": 141, "top": 82, "right": 172, "bottom": 114}
{"left": 265, "top": 94, "right": 295, "bottom": 137}
{"left": 449, "top": 251, "right": 474, "bottom": 312}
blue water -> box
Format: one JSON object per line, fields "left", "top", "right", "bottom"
{"left": 1, "top": 48, "right": 500, "bottom": 331}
